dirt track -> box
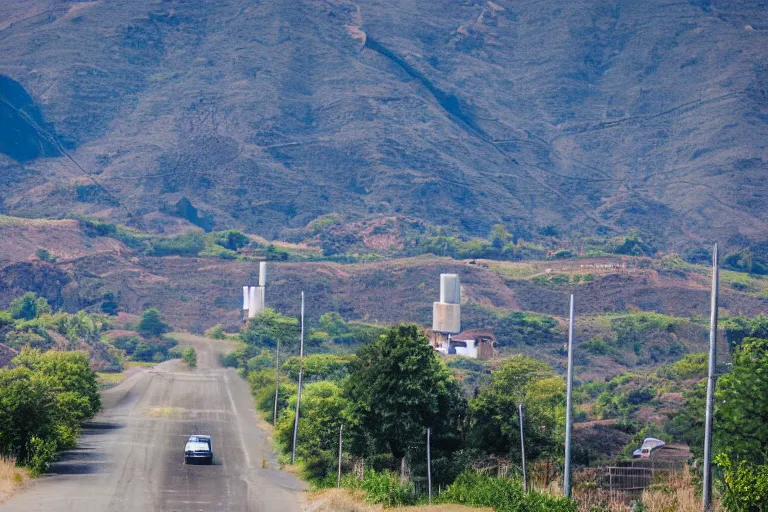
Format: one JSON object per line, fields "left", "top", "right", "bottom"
{"left": 0, "top": 335, "right": 304, "bottom": 512}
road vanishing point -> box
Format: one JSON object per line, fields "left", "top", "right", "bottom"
{"left": 1, "top": 335, "right": 304, "bottom": 512}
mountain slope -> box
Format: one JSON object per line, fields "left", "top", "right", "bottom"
{"left": 0, "top": 0, "right": 766, "bottom": 250}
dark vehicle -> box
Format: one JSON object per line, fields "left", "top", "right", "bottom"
{"left": 184, "top": 434, "right": 213, "bottom": 465}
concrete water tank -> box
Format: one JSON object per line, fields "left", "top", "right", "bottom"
{"left": 440, "top": 274, "right": 461, "bottom": 304}
{"left": 242, "top": 286, "right": 250, "bottom": 310}
{"left": 259, "top": 262, "right": 267, "bottom": 287}
{"left": 433, "top": 302, "right": 460, "bottom": 334}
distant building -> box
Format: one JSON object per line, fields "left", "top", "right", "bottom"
{"left": 427, "top": 329, "right": 496, "bottom": 360}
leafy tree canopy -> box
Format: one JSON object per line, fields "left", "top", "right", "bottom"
{"left": 10, "top": 292, "right": 52, "bottom": 320}
{"left": 716, "top": 337, "right": 768, "bottom": 465}
{"left": 344, "top": 324, "right": 466, "bottom": 460}
{"left": 469, "top": 356, "right": 564, "bottom": 461}
{"left": 240, "top": 308, "right": 299, "bottom": 350}
{"left": 137, "top": 308, "right": 171, "bottom": 337}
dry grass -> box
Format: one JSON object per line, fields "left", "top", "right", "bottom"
{"left": 0, "top": 457, "right": 30, "bottom": 504}
{"left": 302, "top": 488, "right": 491, "bottom": 512}
{"left": 0, "top": 214, "right": 73, "bottom": 228}
{"left": 641, "top": 467, "right": 717, "bottom": 512}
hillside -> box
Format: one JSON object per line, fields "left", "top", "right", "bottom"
{"left": 0, "top": 217, "right": 765, "bottom": 381}
{"left": 1, "top": 0, "right": 766, "bottom": 255}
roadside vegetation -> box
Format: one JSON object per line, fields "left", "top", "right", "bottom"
{"left": 224, "top": 306, "right": 768, "bottom": 510}
{"left": 0, "top": 349, "right": 100, "bottom": 475}
{"left": 0, "top": 294, "right": 178, "bottom": 480}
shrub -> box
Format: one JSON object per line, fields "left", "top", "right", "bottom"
{"left": 35, "top": 248, "right": 56, "bottom": 262}
{"left": 26, "top": 436, "right": 58, "bottom": 476}
{"left": 439, "top": 471, "right": 576, "bottom": 512}
{"left": 582, "top": 336, "right": 612, "bottom": 355}
{"left": 100, "top": 291, "right": 119, "bottom": 316}
{"left": 715, "top": 453, "right": 768, "bottom": 512}
{"left": 213, "top": 230, "right": 249, "bottom": 251}
{"left": 182, "top": 347, "right": 197, "bottom": 368}
{"left": 138, "top": 308, "right": 171, "bottom": 337}
{"left": 147, "top": 231, "right": 205, "bottom": 256}
{"left": 204, "top": 324, "right": 226, "bottom": 340}
{"left": 343, "top": 469, "right": 416, "bottom": 506}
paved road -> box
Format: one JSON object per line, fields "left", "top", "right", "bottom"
{"left": 1, "top": 336, "right": 304, "bottom": 512}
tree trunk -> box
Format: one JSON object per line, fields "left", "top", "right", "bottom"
{"left": 400, "top": 457, "right": 408, "bottom": 484}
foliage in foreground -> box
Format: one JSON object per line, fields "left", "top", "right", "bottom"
{"left": 715, "top": 453, "right": 768, "bottom": 512}
{"left": 340, "top": 469, "right": 416, "bottom": 507}
{"left": 439, "top": 472, "right": 577, "bottom": 512}
{"left": 0, "top": 349, "right": 100, "bottom": 474}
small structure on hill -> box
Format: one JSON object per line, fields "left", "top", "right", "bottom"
{"left": 450, "top": 330, "right": 497, "bottom": 359}
{"left": 431, "top": 273, "right": 461, "bottom": 346}
{"left": 242, "top": 262, "right": 267, "bottom": 321}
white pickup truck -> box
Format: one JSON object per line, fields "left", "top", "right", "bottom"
{"left": 184, "top": 434, "right": 213, "bottom": 465}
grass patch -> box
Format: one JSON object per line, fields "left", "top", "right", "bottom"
{"left": 485, "top": 261, "right": 538, "bottom": 280}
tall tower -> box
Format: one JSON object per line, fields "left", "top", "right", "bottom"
{"left": 245, "top": 262, "right": 268, "bottom": 320}
{"left": 432, "top": 274, "right": 461, "bottom": 352}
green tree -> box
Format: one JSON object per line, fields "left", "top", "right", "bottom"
{"left": 318, "top": 312, "right": 348, "bottom": 336}
{"left": 469, "top": 356, "right": 565, "bottom": 462}
{"left": 12, "top": 348, "right": 101, "bottom": 418}
{"left": 716, "top": 338, "right": 768, "bottom": 465}
{"left": 35, "top": 249, "right": 56, "bottom": 262}
{"left": 715, "top": 453, "right": 768, "bottom": 512}
{"left": 101, "top": 291, "right": 118, "bottom": 316}
{"left": 138, "top": 308, "right": 171, "bottom": 337}
{"left": 489, "top": 224, "right": 512, "bottom": 250}
{"left": 722, "top": 316, "right": 768, "bottom": 349}
{"left": 275, "top": 381, "right": 353, "bottom": 481}
{"left": 0, "top": 367, "right": 58, "bottom": 462}
{"left": 344, "top": 324, "right": 466, "bottom": 465}
{"left": 182, "top": 347, "right": 197, "bottom": 368}
{"left": 10, "top": 292, "right": 50, "bottom": 320}
{"left": 214, "top": 230, "right": 249, "bottom": 251}
{"left": 241, "top": 308, "right": 300, "bottom": 351}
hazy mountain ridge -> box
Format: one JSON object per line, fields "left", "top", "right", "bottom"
{"left": 0, "top": 0, "right": 766, "bottom": 251}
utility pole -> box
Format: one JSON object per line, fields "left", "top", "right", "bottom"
{"left": 427, "top": 427, "right": 432, "bottom": 505}
{"left": 337, "top": 424, "right": 344, "bottom": 488}
{"left": 702, "top": 244, "right": 719, "bottom": 511}
{"left": 563, "top": 294, "right": 575, "bottom": 497}
{"left": 519, "top": 403, "right": 527, "bottom": 493}
{"left": 291, "top": 291, "right": 305, "bottom": 465}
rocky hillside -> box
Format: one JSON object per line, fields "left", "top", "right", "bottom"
{"left": 1, "top": 0, "right": 766, "bottom": 253}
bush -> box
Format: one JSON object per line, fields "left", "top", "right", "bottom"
{"left": 182, "top": 347, "right": 197, "bottom": 368}
{"left": 147, "top": 231, "right": 205, "bottom": 257}
{"left": 35, "top": 248, "right": 57, "bottom": 262}
{"left": 342, "top": 469, "right": 417, "bottom": 506}
{"left": 212, "top": 230, "right": 249, "bottom": 251}
{"left": 715, "top": 453, "right": 768, "bottom": 512}
{"left": 439, "top": 471, "right": 577, "bottom": 511}
{"left": 26, "top": 436, "right": 58, "bottom": 476}
{"left": 137, "top": 308, "right": 171, "bottom": 337}
{"left": 204, "top": 324, "right": 226, "bottom": 340}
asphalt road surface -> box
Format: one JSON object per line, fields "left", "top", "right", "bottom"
{"left": 1, "top": 335, "right": 304, "bottom": 512}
